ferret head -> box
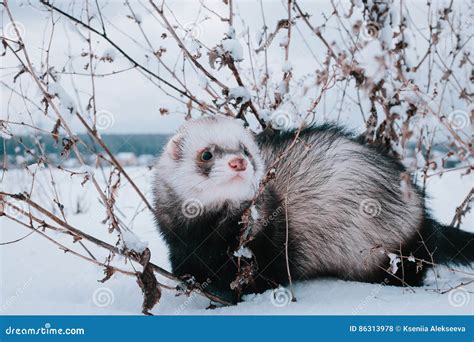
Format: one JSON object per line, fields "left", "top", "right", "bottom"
{"left": 157, "top": 116, "right": 265, "bottom": 212}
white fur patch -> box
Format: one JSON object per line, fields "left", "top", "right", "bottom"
{"left": 155, "top": 116, "right": 264, "bottom": 210}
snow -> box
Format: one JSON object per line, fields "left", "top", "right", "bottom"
{"left": 357, "top": 40, "right": 385, "bottom": 83}
{"left": 1, "top": 167, "right": 472, "bottom": 315}
{"left": 386, "top": 253, "right": 401, "bottom": 274}
{"left": 228, "top": 86, "right": 251, "bottom": 103}
{"left": 282, "top": 61, "right": 293, "bottom": 73}
{"left": 120, "top": 230, "right": 148, "bottom": 253}
{"left": 102, "top": 48, "right": 116, "bottom": 61}
{"left": 249, "top": 205, "right": 259, "bottom": 221}
{"left": 48, "top": 82, "right": 76, "bottom": 115}
{"left": 26, "top": 161, "right": 45, "bottom": 171}
{"left": 379, "top": 25, "right": 392, "bottom": 48}
{"left": 185, "top": 39, "right": 201, "bottom": 57}
{"left": 0, "top": 130, "right": 12, "bottom": 140}
{"left": 197, "top": 74, "right": 209, "bottom": 89}
{"left": 77, "top": 164, "right": 95, "bottom": 177}
{"left": 415, "top": 150, "right": 426, "bottom": 168}
{"left": 255, "top": 28, "right": 265, "bottom": 48}
{"left": 233, "top": 246, "right": 253, "bottom": 259}
{"left": 222, "top": 27, "right": 244, "bottom": 61}
{"left": 259, "top": 109, "right": 271, "bottom": 121}
{"left": 279, "top": 36, "right": 289, "bottom": 48}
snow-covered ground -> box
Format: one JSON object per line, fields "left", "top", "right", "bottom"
{"left": 0, "top": 167, "right": 473, "bottom": 315}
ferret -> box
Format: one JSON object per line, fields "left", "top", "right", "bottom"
{"left": 153, "top": 116, "right": 474, "bottom": 303}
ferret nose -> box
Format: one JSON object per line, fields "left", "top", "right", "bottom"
{"left": 228, "top": 157, "right": 247, "bottom": 172}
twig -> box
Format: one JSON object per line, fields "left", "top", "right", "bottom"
{"left": 39, "top": 0, "right": 206, "bottom": 110}
{"left": 1, "top": 193, "right": 232, "bottom": 305}
{"left": 284, "top": 162, "right": 296, "bottom": 302}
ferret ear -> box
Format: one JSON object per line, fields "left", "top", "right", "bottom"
{"left": 165, "top": 136, "right": 183, "bottom": 160}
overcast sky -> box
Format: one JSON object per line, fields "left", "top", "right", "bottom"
{"left": 1, "top": 0, "right": 468, "bottom": 136}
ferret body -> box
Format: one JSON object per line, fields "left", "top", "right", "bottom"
{"left": 153, "top": 116, "right": 473, "bottom": 302}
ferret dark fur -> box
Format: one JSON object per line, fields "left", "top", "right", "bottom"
{"left": 153, "top": 116, "right": 474, "bottom": 303}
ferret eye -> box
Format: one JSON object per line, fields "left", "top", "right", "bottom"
{"left": 242, "top": 146, "right": 250, "bottom": 157}
{"left": 201, "top": 151, "right": 213, "bottom": 161}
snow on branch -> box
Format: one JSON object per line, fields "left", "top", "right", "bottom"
{"left": 0, "top": 0, "right": 471, "bottom": 313}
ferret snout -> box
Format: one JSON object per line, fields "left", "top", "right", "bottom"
{"left": 228, "top": 157, "right": 247, "bottom": 172}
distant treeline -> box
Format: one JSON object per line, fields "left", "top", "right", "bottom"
{"left": 1, "top": 134, "right": 170, "bottom": 157}
{"left": 0, "top": 133, "right": 461, "bottom": 169}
